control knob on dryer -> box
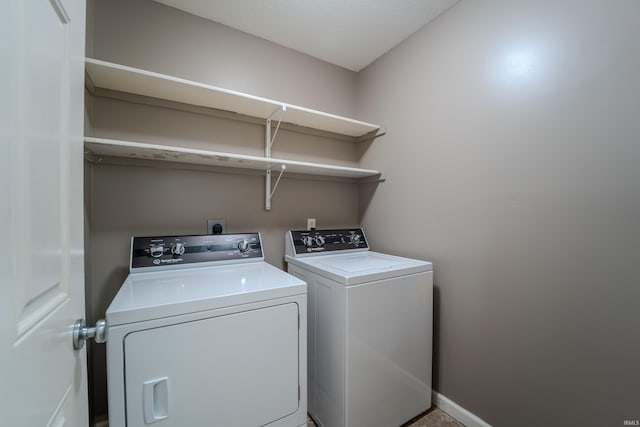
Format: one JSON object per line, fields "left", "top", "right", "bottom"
{"left": 237, "top": 239, "right": 250, "bottom": 253}
{"left": 314, "top": 236, "right": 326, "bottom": 246}
{"left": 171, "top": 242, "right": 185, "bottom": 256}
{"left": 349, "top": 234, "right": 361, "bottom": 244}
{"left": 149, "top": 245, "right": 164, "bottom": 258}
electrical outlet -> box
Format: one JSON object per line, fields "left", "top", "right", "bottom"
{"left": 207, "top": 219, "right": 226, "bottom": 234}
{"left": 307, "top": 218, "right": 316, "bottom": 230}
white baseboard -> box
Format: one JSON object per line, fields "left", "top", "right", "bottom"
{"left": 432, "top": 391, "right": 492, "bottom": 427}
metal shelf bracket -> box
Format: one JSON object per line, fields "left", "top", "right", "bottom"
{"left": 266, "top": 104, "right": 286, "bottom": 155}
{"left": 266, "top": 164, "right": 286, "bottom": 211}
{"left": 265, "top": 105, "right": 287, "bottom": 210}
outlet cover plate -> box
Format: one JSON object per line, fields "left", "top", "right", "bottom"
{"left": 307, "top": 218, "right": 316, "bottom": 230}
{"left": 207, "top": 219, "right": 226, "bottom": 234}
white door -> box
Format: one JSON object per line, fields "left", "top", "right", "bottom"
{"left": 0, "top": 0, "right": 88, "bottom": 426}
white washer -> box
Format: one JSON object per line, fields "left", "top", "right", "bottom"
{"left": 106, "top": 233, "right": 307, "bottom": 427}
{"left": 285, "top": 229, "right": 432, "bottom": 427}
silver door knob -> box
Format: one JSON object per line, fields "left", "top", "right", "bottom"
{"left": 73, "top": 318, "right": 107, "bottom": 350}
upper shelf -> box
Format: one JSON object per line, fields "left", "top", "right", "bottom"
{"left": 85, "top": 58, "right": 382, "bottom": 139}
{"left": 84, "top": 137, "right": 383, "bottom": 180}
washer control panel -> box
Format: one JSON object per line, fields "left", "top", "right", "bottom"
{"left": 289, "top": 228, "right": 368, "bottom": 255}
{"left": 131, "top": 233, "right": 262, "bottom": 270}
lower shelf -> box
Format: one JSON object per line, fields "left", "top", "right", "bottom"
{"left": 84, "top": 137, "right": 382, "bottom": 180}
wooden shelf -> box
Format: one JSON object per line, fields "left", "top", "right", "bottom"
{"left": 85, "top": 58, "right": 382, "bottom": 138}
{"left": 84, "top": 137, "right": 383, "bottom": 180}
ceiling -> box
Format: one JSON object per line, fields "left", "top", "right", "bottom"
{"left": 151, "top": 0, "right": 459, "bottom": 72}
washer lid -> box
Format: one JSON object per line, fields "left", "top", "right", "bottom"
{"left": 316, "top": 253, "right": 408, "bottom": 273}
{"left": 106, "top": 262, "right": 306, "bottom": 326}
{"left": 286, "top": 251, "right": 432, "bottom": 286}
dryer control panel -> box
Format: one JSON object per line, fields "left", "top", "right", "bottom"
{"left": 131, "top": 233, "right": 263, "bottom": 271}
{"left": 287, "top": 228, "right": 368, "bottom": 256}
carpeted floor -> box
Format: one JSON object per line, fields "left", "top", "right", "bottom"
{"left": 307, "top": 407, "right": 465, "bottom": 426}
{"left": 406, "top": 407, "right": 466, "bottom": 427}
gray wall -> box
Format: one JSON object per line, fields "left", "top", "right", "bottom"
{"left": 86, "top": 0, "right": 363, "bottom": 418}
{"left": 89, "top": 0, "right": 356, "bottom": 116}
{"left": 356, "top": 1, "right": 640, "bottom": 426}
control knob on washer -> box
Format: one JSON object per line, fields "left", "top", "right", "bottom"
{"left": 237, "top": 239, "right": 250, "bottom": 253}
{"left": 171, "top": 242, "right": 185, "bottom": 256}
{"left": 315, "top": 236, "right": 326, "bottom": 246}
{"left": 302, "top": 236, "right": 314, "bottom": 247}
{"left": 349, "top": 234, "right": 361, "bottom": 244}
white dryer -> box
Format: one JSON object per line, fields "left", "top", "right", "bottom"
{"left": 106, "top": 233, "right": 307, "bottom": 427}
{"left": 285, "top": 229, "right": 432, "bottom": 427}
